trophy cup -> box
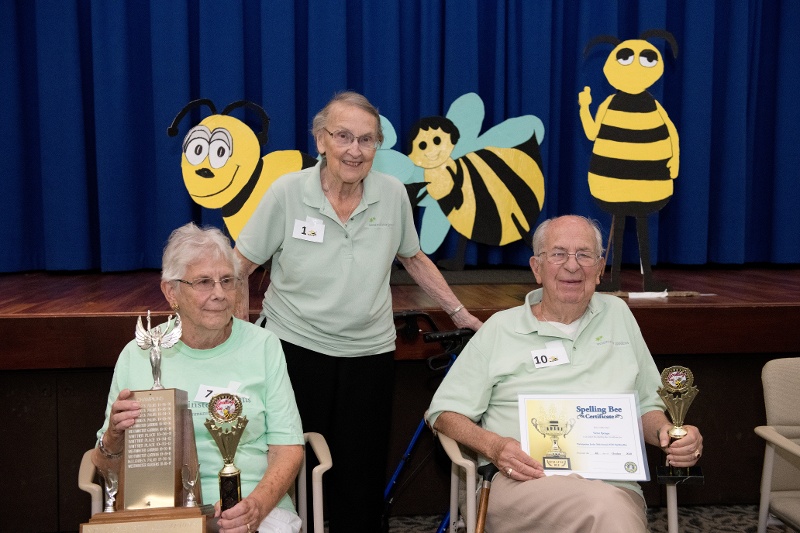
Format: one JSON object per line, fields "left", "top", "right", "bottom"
{"left": 656, "top": 365, "right": 704, "bottom": 484}
{"left": 205, "top": 392, "right": 249, "bottom": 511}
{"left": 531, "top": 416, "right": 575, "bottom": 469}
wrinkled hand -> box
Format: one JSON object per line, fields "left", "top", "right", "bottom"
{"left": 578, "top": 86, "right": 592, "bottom": 107}
{"left": 659, "top": 424, "right": 703, "bottom": 467}
{"left": 489, "top": 436, "right": 544, "bottom": 481}
{"left": 105, "top": 389, "right": 140, "bottom": 452}
{"left": 452, "top": 310, "right": 483, "bottom": 331}
{"left": 215, "top": 496, "right": 266, "bottom": 533}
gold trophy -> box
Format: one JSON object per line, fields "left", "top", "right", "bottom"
{"left": 656, "top": 365, "right": 704, "bottom": 484}
{"left": 205, "top": 393, "right": 248, "bottom": 511}
{"left": 531, "top": 416, "right": 575, "bottom": 469}
{"left": 81, "top": 312, "right": 204, "bottom": 532}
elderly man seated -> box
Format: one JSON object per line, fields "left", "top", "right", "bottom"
{"left": 426, "top": 215, "right": 703, "bottom": 533}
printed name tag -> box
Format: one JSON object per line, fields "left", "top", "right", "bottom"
{"left": 531, "top": 341, "right": 570, "bottom": 369}
{"left": 292, "top": 217, "right": 325, "bottom": 243}
{"left": 194, "top": 381, "right": 247, "bottom": 402}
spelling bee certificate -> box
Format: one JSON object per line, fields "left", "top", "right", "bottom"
{"left": 518, "top": 393, "right": 650, "bottom": 481}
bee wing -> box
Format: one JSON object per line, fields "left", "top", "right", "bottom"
{"left": 134, "top": 316, "right": 153, "bottom": 350}
{"left": 477, "top": 115, "right": 545, "bottom": 147}
{"left": 446, "top": 93, "right": 485, "bottom": 160}
{"left": 419, "top": 202, "right": 452, "bottom": 254}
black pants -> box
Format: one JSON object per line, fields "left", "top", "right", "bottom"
{"left": 281, "top": 340, "right": 395, "bottom": 533}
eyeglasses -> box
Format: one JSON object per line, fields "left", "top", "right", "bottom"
{"left": 322, "top": 128, "right": 380, "bottom": 151}
{"left": 173, "top": 277, "right": 240, "bottom": 292}
{"left": 538, "top": 251, "right": 602, "bottom": 267}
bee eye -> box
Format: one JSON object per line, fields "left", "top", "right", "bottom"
{"left": 433, "top": 136, "right": 441, "bottom": 145}
{"left": 639, "top": 50, "right": 659, "bottom": 68}
{"left": 208, "top": 139, "right": 232, "bottom": 169}
{"left": 185, "top": 138, "right": 209, "bottom": 166}
{"left": 616, "top": 47, "right": 635, "bottom": 66}
{"left": 419, "top": 141, "right": 428, "bottom": 150}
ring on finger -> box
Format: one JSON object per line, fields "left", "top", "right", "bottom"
{"left": 506, "top": 467, "right": 513, "bottom": 477}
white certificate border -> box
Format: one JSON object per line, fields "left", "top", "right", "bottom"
{"left": 518, "top": 392, "right": 650, "bottom": 481}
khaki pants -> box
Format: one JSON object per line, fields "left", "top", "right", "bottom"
{"left": 485, "top": 474, "right": 648, "bottom": 533}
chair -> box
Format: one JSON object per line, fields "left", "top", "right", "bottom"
{"left": 78, "top": 432, "right": 332, "bottom": 533}
{"left": 755, "top": 357, "right": 800, "bottom": 533}
{"left": 438, "top": 433, "right": 680, "bottom": 533}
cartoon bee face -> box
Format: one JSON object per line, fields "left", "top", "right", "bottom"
{"left": 603, "top": 39, "right": 665, "bottom": 94}
{"left": 409, "top": 127, "right": 458, "bottom": 169}
{"left": 180, "top": 114, "right": 260, "bottom": 209}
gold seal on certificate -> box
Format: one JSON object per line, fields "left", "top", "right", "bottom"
{"left": 531, "top": 415, "right": 575, "bottom": 469}
{"left": 657, "top": 366, "right": 699, "bottom": 441}
{"left": 205, "top": 393, "right": 248, "bottom": 511}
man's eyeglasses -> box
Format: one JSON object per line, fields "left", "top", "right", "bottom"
{"left": 538, "top": 251, "right": 602, "bottom": 267}
{"left": 323, "top": 128, "right": 380, "bottom": 151}
{"left": 173, "top": 277, "right": 240, "bottom": 292}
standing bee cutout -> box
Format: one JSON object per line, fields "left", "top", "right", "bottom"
{"left": 168, "top": 99, "right": 317, "bottom": 240}
{"left": 407, "top": 93, "right": 546, "bottom": 270}
{"left": 579, "top": 30, "right": 679, "bottom": 292}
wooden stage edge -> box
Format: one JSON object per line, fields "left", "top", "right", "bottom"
{"left": 0, "top": 265, "right": 798, "bottom": 370}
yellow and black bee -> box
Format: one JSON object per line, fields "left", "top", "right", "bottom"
{"left": 579, "top": 29, "right": 679, "bottom": 291}
{"left": 168, "top": 99, "right": 317, "bottom": 240}
{"left": 408, "top": 115, "right": 545, "bottom": 269}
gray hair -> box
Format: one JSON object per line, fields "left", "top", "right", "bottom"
{"left": 311, "top": 91, "right": 384, "bottom": 151}
{"left": 531, "top": 215, "right": 604, "bottom": 256}
{"left": 161, "top": 223, "right": 238, "bottom": 282}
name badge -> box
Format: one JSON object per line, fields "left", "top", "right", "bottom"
{"left": 194, "top": 381, "right": 247, "bottom": 402}
{"left": 531, "top": 341, "right": 570, "bottom": 369}
{"left": 292, "top": 217, "right": 325, "bottom": 243}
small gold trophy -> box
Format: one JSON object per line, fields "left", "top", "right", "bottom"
{"left": 656, "top": 365, "right": 704, "bottom": 484}
{"left": 531, "top": 416, "right": 575, "bottom": 469}
{"left": 205, "top": 393, "right": 248, "bottom": 511}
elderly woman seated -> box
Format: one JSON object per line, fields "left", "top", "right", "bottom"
{"left": 92, "top": 222, "right": 304, "bottom": 533}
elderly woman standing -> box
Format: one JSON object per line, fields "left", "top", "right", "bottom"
{"left": 93, "top": 223, "right": 305, "bottom": 533}
{"left": 234, "top": 91, "right": 482, "bottom": 532}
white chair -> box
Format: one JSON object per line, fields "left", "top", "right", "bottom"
{"left": 755, "top": 357, "right": 800, "bottom": 533}
{"left": 438, "top": 432, "right": 680, "bottom": 533}
{"left": 78, "top": 431, "right": 332, "bottom": 533}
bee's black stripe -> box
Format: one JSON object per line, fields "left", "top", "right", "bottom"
{"left": 461, "top": 157, "right": 503, "bottom": 245}
{"left": 606, "top": 91, "right": 658, "bottom": 113}
{"left": 222, "top": 158, "right": 264, "bottom": 218}
{"left": 598, "top": 124, "right": 669, "bottom": 143}
{"left": 477, "top": 144, "right": 541, "bottom": 224}
{"left": 590, "top": 155, "right": 671, "bottom": 181}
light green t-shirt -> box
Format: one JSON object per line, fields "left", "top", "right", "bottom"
{"left": 97, "top": 318, "right": 304, "bottom": 513}
{"left": 236, "top": 161, "right": 421, "bottom": 356}
{"left": 427, "top": 289, "right": 665, "bottom": 498}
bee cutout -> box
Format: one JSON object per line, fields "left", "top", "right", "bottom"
{"left": 579, "top": 30, "right": 679, "bottom": 292}
{"left": 168, "top": 99, "right": 317, "bottom": 240}
{"left": 406, "top": 93, "right": 546, "bottom": 270}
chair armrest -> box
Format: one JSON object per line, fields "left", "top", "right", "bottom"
{"left": 302, "top": 432, "right": 332, "bottom": 533}
{"left": 755, "top": 426, "right": 800, "bottom": 458}
{"left": 304, "top": 432, "right": 333, "bottom": 480}
{"left": 78, "top": 449, "right": 103, "bottom": 516}
{"left": 439, "top": 433, "right": 477, "bottom": 478}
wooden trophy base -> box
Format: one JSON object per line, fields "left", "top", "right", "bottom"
{"left": 80, "top": 506, "right": 208, "bottom": 533}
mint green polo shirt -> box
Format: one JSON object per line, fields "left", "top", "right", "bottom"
{"left": 236, "top": 161, "right": 421, "bottom": 357}
{"left": 427, "top": 289, "right": 665, "bottom": 498}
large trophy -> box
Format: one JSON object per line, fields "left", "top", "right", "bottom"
{"left": 81, "top": 312, "right": 205, "bottom": 532}
{"left": 531, "top": 416, "right": 575, "bottom": 470}
{"left": 656, "top": 365, "right": 704, "bottom": 484}
{"left": 205, "top": 392, "right": 248, "bottom": 511}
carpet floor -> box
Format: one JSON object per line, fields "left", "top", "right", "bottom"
{"left": 384, "top": 505, "right": 794, "bottom": 532}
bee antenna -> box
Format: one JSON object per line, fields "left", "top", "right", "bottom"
{"left": 167, "top": 99, "right": 217, "bottom": 137}
{"left": 221, "top": 101, "right": 271, "bottom": 146}
{"left": 583, "top": 35, "right": 621, "bottom": 58}
{"left": 640, "top": 29, "right": 679, "bottom": 58}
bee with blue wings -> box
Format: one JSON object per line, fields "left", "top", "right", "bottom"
{"left": 376, "top": 93, "right": 546, "bottom": 270}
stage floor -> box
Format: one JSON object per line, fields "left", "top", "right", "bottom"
{"left": 0, "top": 265, "right": 798, "bottom": 368}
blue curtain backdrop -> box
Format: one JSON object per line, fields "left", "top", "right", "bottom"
{"left": 1, "top": 0, "right": 798, "bottom": 272}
